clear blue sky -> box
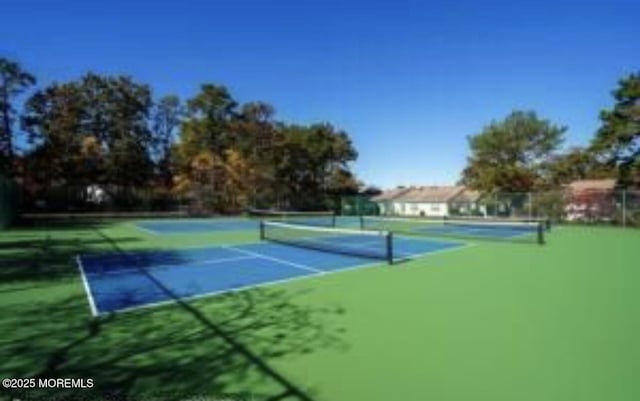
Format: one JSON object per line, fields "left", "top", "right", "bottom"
{"left": 2, "top": 0, "right": 638, "bottom": 188}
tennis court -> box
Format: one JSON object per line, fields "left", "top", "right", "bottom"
{"left": 107, "top": 215, "right": 546, "bottom": 317}
{"left": 79, "top": 226, "right": 465, "bottom": 315}
{"left": 136, "top": 211, "right": 341, "bottom": 235}
{"left": 2, "top": 217, "right": 638, "bottom": 401}
{"left": 362, "top": 216, "right": 547, "bottom": 244}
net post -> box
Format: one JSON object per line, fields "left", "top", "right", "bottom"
{"left": 359, "top": 215, "right": 365, "bottom": 230}
{"left": 386, "top": 232, "right": 393, "bottom": 264}
{"left": 259, "top": 220, "right": 265, "bottom": 240}
{"left": 331, "top": 212, "right": 337, "bottom": 227}
{"left": 537, "top": 222, "right": 545, "bottom": 245}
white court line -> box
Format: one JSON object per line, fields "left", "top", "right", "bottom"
{"left": 133, "top": 224, "right": 160, "bottom": 236}
{"left": 222, "top": 245, "right": 325, "bottom": 274}
{"left": 76, "top": 255, "right": 99, "bottom": 317}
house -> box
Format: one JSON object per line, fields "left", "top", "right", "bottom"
{"left": 448, "top": 188, "right": 482, "bottom": 215}
{"left": 564, "top": 179, "right": 617, "bottom": 221}
{"left": 370, "top": 187, "right": 412, "bottom": 215}
{"left": 372, "top": 185, "right": 483, "bottom": 217}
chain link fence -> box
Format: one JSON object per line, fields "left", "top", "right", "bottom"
{"left": 19, "top": 184, "right": 188, "bottom": 215}
{"left": 13, "top": 179, "right": 640, "bottom": 228}
{"left": 17, "top": 183, "right": 342, "bottom": 217}
{"left": 450, "top": 189, "right": 640, "bottom": 227}
{"left": 340, "top": 195, "right": 380, "bottom": 216}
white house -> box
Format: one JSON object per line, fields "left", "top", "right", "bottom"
{"left": 372, "top": 186, "right": 482, "bottom": 217}
{"left": 370, "top": 187, "right": 413, "bottom": 216}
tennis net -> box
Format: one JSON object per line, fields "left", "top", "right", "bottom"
{"left": 445, "top": 215, "right": 551, "bottom": 231}
{"left": 248, "top": 208, "right": 336, "bottom": 227}
{"left": 260, "top": 221, "right": 394, "bottom": 263}
{"left": 361, "top": 216, "right": 545, "bottom": 244}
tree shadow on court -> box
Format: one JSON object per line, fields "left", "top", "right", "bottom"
{"left": 0, "top": 218, "right": 148, "bottom": 285}
{"left": 11, "top": 217, "right": 124, "bottom": 232}
{"left": 0, "top": 234, "right": 143, "bottom": 284}
{"left": 0, "top": 223, "right": 350, "bottom": 401}
{"left": 0, "top": 286, "right": 348, "bottom": 400}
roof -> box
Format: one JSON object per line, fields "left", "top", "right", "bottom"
{"left": 371, "top": 187, "right": 412, "bottom": 202}
{"left": 372, "top": 185, "right": 467, "bottom": 203}
{"left": 567, "top": 179, "right": 617, "bottom": 192}
{"left": 450, "top": 188, "right": 481, "bottom": 203}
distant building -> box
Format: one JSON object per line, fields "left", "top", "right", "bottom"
{"left": 448, "top": 188, "right": 482, "bottom": 215}
{"left": 564, "top": 179, "right": 617, "bottom": 221}
{"left": 371, "top": 185, "right": 482, "bottom": 217}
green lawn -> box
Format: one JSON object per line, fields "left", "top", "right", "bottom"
{"left": 0, "top": 219, "right": 638, "bottom": 401}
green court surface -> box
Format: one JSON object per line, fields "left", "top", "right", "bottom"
{"left": 0, "top": 219, "right": 638, "bottom": 401}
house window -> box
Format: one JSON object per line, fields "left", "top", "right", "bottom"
{"left": 431, "top": 204, "right": 440, "bottom": 212}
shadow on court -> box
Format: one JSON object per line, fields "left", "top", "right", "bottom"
{"left": 0, "top": 225, "right": 142, "bottom": 284}
{"left": 0, "top": 221, "right": 349, "bottom": 401}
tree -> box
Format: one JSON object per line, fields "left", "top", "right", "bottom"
{"left": 22, "top": 82, "right": 88, "bottom": 187}
{"left": 325, "top": 168, "right": 359, "bottom": 195}
{"left": 233, "top": 101, "right": 276, "bottom": 156}
{"left": 222, "top": 149, "right": 255, "bottom": 211}
{"left": 173, "top": 85, "right": 239, "bottom": 211}
{"left": 151, "top": 95, "right": 184, "bottom": 186}
{"left": 22, "top": 74, "right": 155, "bottom": 191}
{"left": 0, "top": 58, "right": 35, "bottom": 175}
{"left": 180, "top": 84, "right": 237, "bottom": 160}
{"left": 275, "top": 123, "right": 358, "bottom": 209}
{"left": 81, "top": 74, "right": 155, "bottom": 188}
{"left": 591, "top": 72, "right": 640, "bottom": 186}
{"left": 173, "top": 86, "right": 361, "bottom": 213}
{"left": 172, "top": 148, "right": 253, "bottom": 214}
{"left": 541, "top": 147, "right": 615, "bottom": 187}
{"left": 460, "top": 110, "right": 566, "bottom": 192}
{"left": 232, "top": 102, "right": 278, "bottom": 207}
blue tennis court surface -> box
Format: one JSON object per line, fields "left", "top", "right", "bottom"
{"left": 362, "top": 217, "right": 541, "bottom": 240}
{"left": 78, "top": 236, "right": 465, "bottom": 316}
{"left": 136, "top": 218, "right": 256, "bottom": 234}
{"left": 136, "top": 216, "right": 364, "bottom": 235}
{"left": 414, "top": 224, "right": 537, "bottom": 239}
